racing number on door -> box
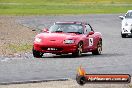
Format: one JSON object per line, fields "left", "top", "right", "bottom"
{"left": 89, "top": 38, "right": 93, "bottom": 46}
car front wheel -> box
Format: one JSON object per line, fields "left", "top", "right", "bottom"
{"left": 72, "top": 42, "right": 83, "bottom": 57}
{"left": 121, "top": 33, "right": 126, "bottom": 38}
{"left": 33, "top": 48, "right": 43, "bottom": 58}
{"left": 92, "top": 40, "right": 102, "bottom": 55}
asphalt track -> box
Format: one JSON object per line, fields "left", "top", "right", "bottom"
{"left": 0, "top": 14, "right": 132, "bottom": 83}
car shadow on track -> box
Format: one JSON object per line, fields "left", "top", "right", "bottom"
{"left": 123, "top": 35, "right": 132, "bottom": 38}
{"left": 41, "top": 53, "right": 125, "bottom": 59}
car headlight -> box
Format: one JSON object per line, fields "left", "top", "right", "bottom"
{"left": 64, "top": 39, "right": 75, "bottom": 44}
{"left": 35, "top": 37, "right": 42, "bottom": 43}
{"left": 125, "top": 22, "right": 128, "bottom": 26}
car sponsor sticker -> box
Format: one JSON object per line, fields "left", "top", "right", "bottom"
{"left": 89, "top": 38, "right": 93, "bottom": 46}
{"left": 76, "top": 66, "right": 131, "bottom": 85}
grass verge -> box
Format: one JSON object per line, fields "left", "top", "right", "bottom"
{"left": 0, "top": 0, "right": 132, "bottom": 15}
{"left": 7, "top": 43, "right": 32, "bottom": 54}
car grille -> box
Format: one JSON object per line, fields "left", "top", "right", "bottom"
{"left": 41, "top": 47, "right": 63, "bottom": 51}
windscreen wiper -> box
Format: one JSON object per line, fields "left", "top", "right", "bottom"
{"left": 54, "top": 31, "right": 63, "bottom": 32}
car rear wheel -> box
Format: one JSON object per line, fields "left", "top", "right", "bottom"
{"left": 33, "top": 48, "right": 43, "bottom": 58}
{"left": 72, "top": 42, "right": 83, "bottom": 57}
{"left": 92, "top": 40, "right": 102, "bottom": 55}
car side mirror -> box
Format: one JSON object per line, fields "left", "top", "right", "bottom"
{"left": 41, "top": 28, "right": 49, "bottom": 32}
{"left": 87, "top": 31, "right": 94, "bottom": 37}
{"left": 119, "top": 16, "right": 124, "bottom": 20}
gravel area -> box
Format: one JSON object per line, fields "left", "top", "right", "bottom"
{"left": 0, "top": 16, "right": 36, "bottom": 56}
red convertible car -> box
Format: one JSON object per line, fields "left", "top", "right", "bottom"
{"left": 33, "top": 21, "right": 102, "bottom": 58}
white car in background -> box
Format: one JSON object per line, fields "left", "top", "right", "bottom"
{"left": 119, "top": 10, "right": 132, "bottom": 38}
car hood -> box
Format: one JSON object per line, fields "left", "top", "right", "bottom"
{"left": 36, "top": 33, "right": 80, "bottom": 41}
{"left": 123, "top": 19, "right": 132, "bottom": 24}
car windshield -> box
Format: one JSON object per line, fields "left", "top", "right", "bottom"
{"left": 125, "top": 12, "right": 132, "bottom": 18}
{"left": 49, "top": 23, "right": 83, "bottom": 34}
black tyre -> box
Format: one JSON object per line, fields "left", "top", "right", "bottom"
{"left": 121, "top": 34, "right": 126, "bottom": 38}
{"left": 92, "top": 40, "right": 102, "bottom": 55}
{"left": 32, "top": 48, "right": 43, "bottom": 58}
{"left": 72, "top": 42, "right": 83, "bottom": 57}
{"left": 121, "top": 33, "right": 126, "bottom": 38}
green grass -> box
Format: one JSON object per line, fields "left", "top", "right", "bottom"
{"left": 8, "top": 43, "right": 32, "bottom": 53}
{"left": 0, "top": 0, "right": 132, "bottom": 4}
{"left": 0, "top": 0, "right": 132, "bottom": 15}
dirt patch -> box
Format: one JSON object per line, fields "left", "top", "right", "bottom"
{"left": 0, "top": 16, "right": 36, "bottom": 56}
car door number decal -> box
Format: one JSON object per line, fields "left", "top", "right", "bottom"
{"left": 89, "top": 38, "right": 93, "bottom": 46}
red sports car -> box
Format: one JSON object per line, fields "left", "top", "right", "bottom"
{"left": 33, "top": 21, "right": 102, "bottom": 58}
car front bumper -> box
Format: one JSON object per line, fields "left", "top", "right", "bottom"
{"left": 122, "top": 26, "right": 132, "bottom": 34}
{"left": 33, "top": 43, "right": 78, "bottom": 54}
